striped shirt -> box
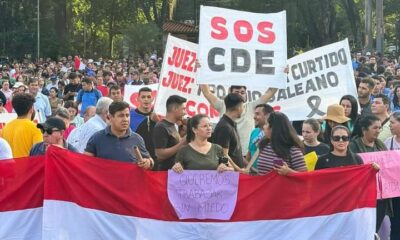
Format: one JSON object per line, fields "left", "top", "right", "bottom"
{"left": 257, "top": 143, "right": 306, "bottom": 175}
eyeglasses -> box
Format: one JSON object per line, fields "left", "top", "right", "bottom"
{"left": 40, "top": 128, "right": 61, "bottom": 135}
{"left": 331, "top": 135, "right": 350, "bottom": 142}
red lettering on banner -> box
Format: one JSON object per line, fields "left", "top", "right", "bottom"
{"left": 234, "top": 20, "right": 253, "bottom": 42}
{"left": 161, "top": 71, "right": 193, "bottom": 94}
{"left": 210, "top": 17, "right": 276, "bottom": 44}
{"left": 257, "top": 22, "right": 276, "bottom": 44}
{"left": 167, "top": 46, "right": 178, "bottom": 66}
{"left": 211, "top": 17, "right": 228, "bottom": 40}
{"left": 186, "top": 100, "right": 219, "bottom": 118}
{"left": 167, "top": 47, "right": 197, "bottom": 72}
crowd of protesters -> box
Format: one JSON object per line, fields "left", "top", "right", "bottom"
{"left": 0, "top": 50, "right": 400, "bottom": 239}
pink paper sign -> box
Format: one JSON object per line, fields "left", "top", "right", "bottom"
{"left": 359, "top": 150, "right": 400, "bottom": 199}
{"left": 167, "top": 170, "right": 239, "bottom": 220}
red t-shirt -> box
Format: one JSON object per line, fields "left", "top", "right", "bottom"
{"left": 96, "top": 85, "right": 108, "bottom": 97}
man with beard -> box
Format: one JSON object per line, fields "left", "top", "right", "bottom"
{"left": 153, "top": 95, "right": 187, "bottom": 170}
{"left": 130, "top": 87, "right": 159, "bottom": 165}
{"left": 358, "top": 77, "right": 375, "bottom": 116}
{"left": 2, "top": 93, "right": 43, "bottom": 157}
{"left": 84, "top": 101, "right": 154, "bottom": 169}
{"left": 63, "top": 72, "right": 82, "bottom": 101}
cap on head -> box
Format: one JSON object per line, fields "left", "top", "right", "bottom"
{"left": 37, "top": 117, "right": 66, "bottom": 131}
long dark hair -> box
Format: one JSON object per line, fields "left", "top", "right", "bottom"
{"left": 340, "top": 95, "right": 359, "bottom": 122}
{"left": 392, "top": 86, "right": 400, "bottom": 108}
{"left": 259, "top": 112, "right": 303, "bottom": 160}
{"left": 186, "top": 114, "right": 208, "bottom": 142}
{"left": 351, "top": 115, "right": 380, "bottom": 138}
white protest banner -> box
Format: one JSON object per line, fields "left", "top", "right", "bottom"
{"left": 0, "top": 113, "right": 17, "bottom": 125}
{"left": 124, "top": 84, "right": 158, "bottom": 109}
{"left": 154, "top": 35, "right": 220, "bottom": 122}
{"left": 197, "top": 6, "right": 287, "bottom": 88}
{"left": 266, "top": 38, "right": 358, "bottom": 121}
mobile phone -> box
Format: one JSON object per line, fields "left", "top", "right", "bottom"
{"left": 219, "top": 156, "right": 229, "bottom": 165}
{"left": 273, "top": 159, "right": 284, "bottom": 167}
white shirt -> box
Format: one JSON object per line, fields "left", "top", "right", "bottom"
{"left": 0, "top": 138, "right": 12, "bottom": 160}
{"left": 67, "top": 114, "right": 107, "bottom": 153}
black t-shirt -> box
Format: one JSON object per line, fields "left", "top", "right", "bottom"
{"left": 152, "top": 119, "right": 180, "bottom": 170}
{"left": 212, "top": 114, "right": 243, "bottom": 168}
{"left": 304, "top": 142, "right": 330, "bottom": 158}
{"left": 315, "top": 152, "right": 363, "bottom": 170}
{"left": 130, "top": 109, "right": 157, "bottom": 160}
{"left": 64, "top": 83, "right": 82, "bottom": 101}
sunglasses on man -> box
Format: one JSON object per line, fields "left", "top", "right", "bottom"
{"left": 40, "top": 128, "right": 61, "bottom": 135}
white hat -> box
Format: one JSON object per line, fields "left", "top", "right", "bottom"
{"left": 88, "top": 59, "right": 94, "bottom": 63}
{"left": 13, "top": 82, "right": 27, "bottom": 89}
{"left": 366, "top": 52, "right": 371, "bottom": 56}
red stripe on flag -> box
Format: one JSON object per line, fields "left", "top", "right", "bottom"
{"left": 0, "top": 156, "right": 44, "bottom": 211}
{"left": 44, "top": 147, "right": 377, "bottom": 222}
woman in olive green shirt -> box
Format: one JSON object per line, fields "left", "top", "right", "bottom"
{"left": 172, "top": 114, "right": 233, "bottom": 172}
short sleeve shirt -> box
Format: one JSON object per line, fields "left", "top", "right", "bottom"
{"left": 152, "top": 119, "right": 180, "bottom": 170}
{"left": 176, "top": 144, "right": 224, "bottom": 170}
{"left": 212, "top": 114, "right": 243, "bottom": 168}
{"left": 85, "top": 126, "right": 150, "bottom": 163}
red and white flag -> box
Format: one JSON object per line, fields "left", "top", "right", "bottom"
{"left": 74, "top": 56, "right": 85, "bottom": 71}
{"left": 0, "top": 156, "right": 44, "bottom": 240}
{"left": 40, "top": 147, "right": 377, "bottom": 239}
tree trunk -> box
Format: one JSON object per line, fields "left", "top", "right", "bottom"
{"left": 364, "top": 0, "right": 373, "bottom": 53}
{"left": 340, "top": 0, "right": 362, "bottom": 50}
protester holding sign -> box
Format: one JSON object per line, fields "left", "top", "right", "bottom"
{"left": 130, "top": 87, "right": 159, "bottom": 162}
{"left": 384, "top": 112, "right": 400, "bottom": 239}
{"left": 172, "top": 114, "right": 233, "bottom": 172}
{"left": 246, "top": 104, "right": 274, "bottom": 170}
{"left": 315, "top": 125, "right": 363, "bottom": 170}
{"left": 349, "top": 115, "right": 390, "bottom": 234}
{"left": 84, "top": 101, "right": 154, "bottom": 169}
{"left": 201, "top": 84, "right": 277, "bottom": 154}
{"left": 257, "top": 112, "right": 307, "bottom": 175}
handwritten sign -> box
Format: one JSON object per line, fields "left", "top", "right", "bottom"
{"left": 154, "top": 35, "right": 222, "bottom": 122}
{"left": 167, "top": 170, "right": 239, "bottom": 220}
{"left": 359, "top": 150, "right": 400, "bottom": 199}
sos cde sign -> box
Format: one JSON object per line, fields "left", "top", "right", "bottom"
{"left": 197, "top": 6, "right": 287, "bottom": 88}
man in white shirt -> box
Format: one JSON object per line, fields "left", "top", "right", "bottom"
{"left": 28, "top": 77, "right": 52, "bottom": 123}
{"left": 0, "top": 137, "right": 12, "bottom": 160}
{"left": 67, "top": 97, "right": 113, "bottom": 153}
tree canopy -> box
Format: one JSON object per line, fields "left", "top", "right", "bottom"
{"left": 0, "top": 0, "right": 398, "bottom": 59}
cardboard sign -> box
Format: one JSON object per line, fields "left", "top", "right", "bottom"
{"left": 168, "top": 170, "right": 239, "bottom": 220}
{"left": 154, "top": 35, "right": 221, "bottom": 122}
{"left": 359, "top": 150, "right": 400, "bottom": 199}
{"left": 197, "top": 6, "right": 287, "bottom": 88}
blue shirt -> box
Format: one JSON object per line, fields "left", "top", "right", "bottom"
{"left": 34, "top": 92, "right": 52, "bottom": 123}
{"left": 85, "top": 126, "right": 150, "bottom": 163}
{"left": 248, "top": 128, "right": 264, "bottom": 169}
{"left": 77, "top": 89, "right": 102, "bottom": 117}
